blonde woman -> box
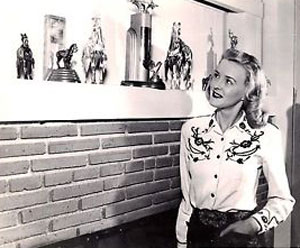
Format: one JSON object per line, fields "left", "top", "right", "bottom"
{"left": 176, "top": 48, "right": 295, "bottom": 248}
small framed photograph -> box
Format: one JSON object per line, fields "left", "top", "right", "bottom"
{"left": 43, "top": 15, "right": 66, "bottom": 80}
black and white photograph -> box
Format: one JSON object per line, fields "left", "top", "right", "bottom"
{"left": 0, "top": 0, "right": 299, "bottom": 248}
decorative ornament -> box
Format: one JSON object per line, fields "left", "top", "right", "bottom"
{"left": 16, "top": 33, "right": 35, "bottom": 80}
{"left": 121, "top": 0, "right": 165, "bottom": 89}
{"left": 82, "top": 16, "right": 108, "bottom": 84}
{"left": 47, "top": 43, "right": 81, "bottom": 83}
{"left": 228, "top": 29, "right": 238, "bottom": 49}
{"left": 164, "top": 22, "right": 193, "bottom": 90}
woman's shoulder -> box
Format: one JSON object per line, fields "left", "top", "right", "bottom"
{"left": 181, "top": 115, "right": 212, "bottom": 131}
{"left": 256, "top": 121, "right": 282, "bottom": 142}
{"left": 261, "top": 121, "right": 280, "bottom": 133}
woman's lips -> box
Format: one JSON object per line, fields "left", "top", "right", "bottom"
{"left": 212, "top": 90, "right": 223, "bottom": 98}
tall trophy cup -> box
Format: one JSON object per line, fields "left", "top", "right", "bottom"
{"left": 47, "top": 43, "right": 81, "bottom": 83}
{"left": 121, "top": 0, "right": 165, "bottom": 90}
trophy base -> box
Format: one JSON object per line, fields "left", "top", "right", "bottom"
{"left": 47, "top": 69, "right": 81, "bottom": 83}
{"left": 121, "top": 80, "right": 165, "bottom": 90}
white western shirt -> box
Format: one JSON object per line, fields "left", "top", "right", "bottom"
{"left": 176, "top": 112, "right": 295, "bottom": 244}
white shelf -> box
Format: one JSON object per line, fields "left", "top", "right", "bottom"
{"left": 0, "top": 80, "right": 212, "bottom": 122}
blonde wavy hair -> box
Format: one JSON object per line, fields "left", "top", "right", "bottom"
{"left": 211, "top": 49, "right": 270, "bottom": 129}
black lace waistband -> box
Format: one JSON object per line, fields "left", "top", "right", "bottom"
{"left": 190, "top": 208, "right": 254, "bottom": 229}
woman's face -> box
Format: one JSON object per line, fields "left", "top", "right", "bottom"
{"left": 207, "top": 59, "right": 247, "bottom": 110}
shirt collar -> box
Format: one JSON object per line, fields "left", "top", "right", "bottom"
{"left": 210, "top": 110, "right": 249, "bottom": 133}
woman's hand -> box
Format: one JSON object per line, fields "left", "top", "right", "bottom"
{"left": 220, "top": 217, "right": 259, "bottom": 237}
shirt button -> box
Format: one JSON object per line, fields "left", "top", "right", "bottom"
{"left": 214, "top": 174, "right": 218, "bottom": 179}
{"left": 211, "top": 193, "right": 215, "bottom": 198}
{"left": 216, "top": 155, "right": 220, "bottom": 159}
{"left": 239, "top": 122, "right": 246, "bottom": 129}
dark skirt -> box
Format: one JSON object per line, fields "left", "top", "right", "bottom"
{"left": 187, "top": 208, "right": 259, "bottom": 248}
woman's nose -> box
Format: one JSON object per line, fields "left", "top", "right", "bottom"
{"left": 211, "top": 77, "right": 224, "bottom": 89}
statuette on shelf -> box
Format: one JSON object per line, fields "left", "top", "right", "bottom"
{"left": 82, "top": 16, "right": 108, "bottom": 84}
{"left": 47, "top": 43, "right": 81, "bottom": 83}
{"left": 228, "top": 29, "right": 238, "bottom": 49}
{"left": 164, "top": 22, "right": 193, "bottom": 90}
{"left": 16, "top": 33, "right": 35, "bottom": 80}
{"left": 129, "top": 0, "right": 158, "bottom": 14}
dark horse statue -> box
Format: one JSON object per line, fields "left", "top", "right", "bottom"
{"left": 164, "top": 22, "right": 192, "bottom": 89}
{"left": 17, "top": 33, "right": 35, "bottom": 80}
{"left": 56, "top": 44, "right": 78, "bottom": 69}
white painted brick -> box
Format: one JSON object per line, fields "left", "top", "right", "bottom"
{"left": 0, "top": 160, "right": 29, "bottom": 176}
{"left": 0, "top": 127, "right": 17, "bottom": 140}
{"left": 52, "top": 180, "right": 103, "bottom": 201}
{"left": 0, "top": 220, "right": 48, "bottom": 245}
{"left": 32, "top": 155, "right": 87, "bottom": 171}
{"left": 0, "top": 180, "right": 7, "bottom": 194}
{"left": 105, "top": 195, "right": 152, "bottom": 218}
{"left": 45, "top": 171, "right": 73, "bottom": 186}
{"left": 21, "top": 200, "right": 78, "bottom": 223}
{"left": 9, "top": 175, "right": 42, "bottom": 192}
{"left": 81, "top": 189, "right": 125, "bottom": 210}
{"left": 73, "top": 167, "right": 99, "bottom": 181}
{"left": 0, "top": 212, "right": 18, "bottom": 229}
{"left": 0, "top": 242, "right": 16, "bottom": 248}
{"left": 21, "top": 125, "right": 77, "bottom": 139}
{"left": 0, "top": 142, "right": 46, "bottom": 158}
{"left": 51, "top": 209, "right": 102, "bottom": 231}
{"left": 103, "top": 176, "right": 122, "bottom": 191}
{"left": 48, "top": 138, "right": 100, "bottom": 154}
{"left": 0, "top": 190, "right": 48, "bottom": 211}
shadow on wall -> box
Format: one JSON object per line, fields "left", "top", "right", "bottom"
{"left": 289, "top": 103, "right": 300, "bottom": 248}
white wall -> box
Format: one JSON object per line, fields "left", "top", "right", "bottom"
{"left": 262, "top": 0, "right": 295, "bottom": 247}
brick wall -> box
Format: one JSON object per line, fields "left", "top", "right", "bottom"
{"left": 0, "top": 119, "right": 269, "bottom": 248}
{"left": 0, "top": 120, "right": 184, "bottom": 248}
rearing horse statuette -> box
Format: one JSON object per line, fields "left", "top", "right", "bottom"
{"left": 164, "top": 22, "right": 193, "bottom": 90}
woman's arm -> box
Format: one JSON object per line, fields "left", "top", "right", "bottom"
{"left": 251, "top": 126, "right": 295, "bottom": 234}
{"left": 176, "top": 123, "right": 193, "bottom": 247}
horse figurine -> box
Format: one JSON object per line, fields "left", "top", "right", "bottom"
{"left": 228, "top": 29, "right": 238, "bottom": 49}
{"left": 164, "top": 22, "right": 192, "bottom": 90}
{"left": 82, "top": 17, "right": 108, "bottom": 84}
{"left": 56, "top": 43, "right": 78, "bottom": 69}
{"left": 16, "top": 33, "right": 35, "bottom": 80}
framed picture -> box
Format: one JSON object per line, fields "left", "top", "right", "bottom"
{"left": 43, "top": 15, "right": 66, "bottom": 80}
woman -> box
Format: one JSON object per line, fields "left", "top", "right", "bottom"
{"left": 176, "top": 48, "right": 295, "bottom": 248}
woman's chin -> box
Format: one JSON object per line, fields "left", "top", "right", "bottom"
{"left": 208, "top": 99, "right": 223, "bottom": 108}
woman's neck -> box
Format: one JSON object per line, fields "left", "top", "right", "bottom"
{"left": 216, "top": 104, "right": 243, "bottom": 133}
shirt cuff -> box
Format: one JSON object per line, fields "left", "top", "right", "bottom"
{"left": 177, "top": 240, "right": 187, "bottom": 248}
{"left": 251, "top": 210, "right": 271, "bottom": 235}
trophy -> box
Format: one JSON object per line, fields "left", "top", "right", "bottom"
{"left": 16, "top": 33, "right": 35, "bottom": 80}
{"left": 82, "top": 16, "right": 108, "bottom": 84}
{"left": 47, "top": 43, "right": 81, "bottom": 83}
{"left": 228, "top": 29, "right": 238, "bottom": 49}
{"left": 164, "top": 22, "right": 193, "bottom": 90}
{"left": 121, "top": 0, "right": 165, "bottom": 90}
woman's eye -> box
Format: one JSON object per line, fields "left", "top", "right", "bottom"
{"left": 226, "top": 79, "right": 234, "bottom": 85}
{"left": 213, "top": 72, "right": 219, "bottom": 78}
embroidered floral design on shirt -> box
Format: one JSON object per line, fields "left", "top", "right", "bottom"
{"left": 187, "top": 123, "right": 215, "bottom": 162}
{"left": 225, "top": 128, "right": 264, "bottom": 164}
